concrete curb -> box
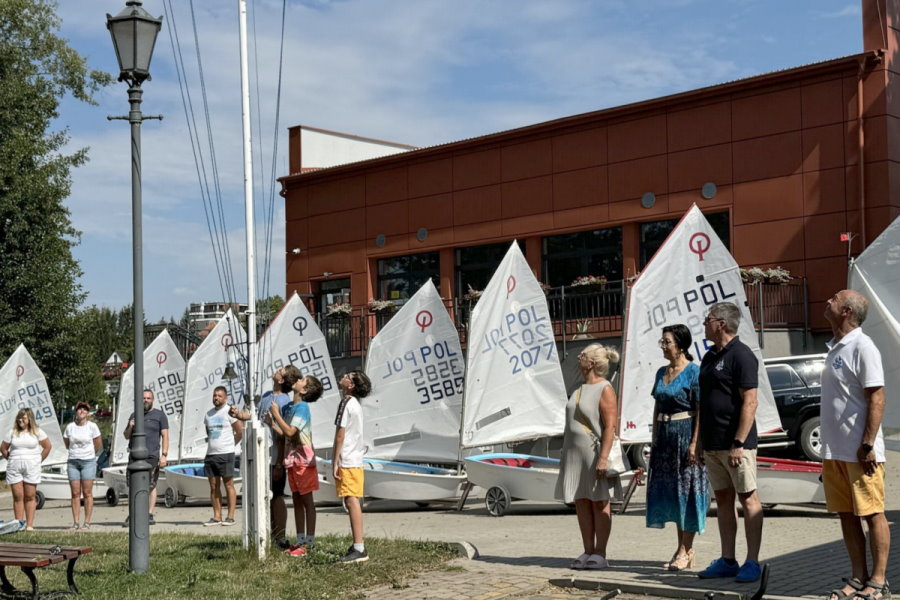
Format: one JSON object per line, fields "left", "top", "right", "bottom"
{"left": 550, "top": 578, "right": 754, "bottom": 600}
{"left": 452, "top": 541, "right": 480, "bottom": 559}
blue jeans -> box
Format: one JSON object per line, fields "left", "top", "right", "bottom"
{"left": 67, "top": 458, "right": 97, "bottom": 481}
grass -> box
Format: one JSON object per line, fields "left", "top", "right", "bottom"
{"left": 4, "top": 531, "right": 457, "bottom": 599}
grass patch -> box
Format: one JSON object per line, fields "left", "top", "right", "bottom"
{"left": 5, "top": 531, "right": 456, "bottom": 599}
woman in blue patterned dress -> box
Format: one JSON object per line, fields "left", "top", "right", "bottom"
{"left": 646, "top": 324, "right": 709, "bottom": 571}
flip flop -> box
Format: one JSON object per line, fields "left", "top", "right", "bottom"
{"left": 570, "top": 552, "right": 590, "bottom": 570}
{"left": 584, "top": 554, "right": 609, "bottom": 570}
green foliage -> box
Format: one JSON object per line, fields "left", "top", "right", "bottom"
{"left": 258, "top": 294, "right": 285, "bottom": 326}
{"left": 0, "top": 0, "right": 112, "bottom": 407}
{"left": 8, "top": 531, "right": 456, "bottom": 599}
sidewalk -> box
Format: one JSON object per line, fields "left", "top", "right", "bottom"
{"left": 12, "top": 449, "right": 900, "bottom": 600}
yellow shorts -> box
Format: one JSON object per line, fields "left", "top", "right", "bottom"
{"left": 703, "top": 449, "right": 758, "bottom": 494}
{"left": 823, "top": 460, "right": 885, "bottom": 516}
{"left": 336, "top": 467, "right": 364, "bottom": 498}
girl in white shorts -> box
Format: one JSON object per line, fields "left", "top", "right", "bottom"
{"left": 1, "top": 408, "right": 52, "bottom": 531}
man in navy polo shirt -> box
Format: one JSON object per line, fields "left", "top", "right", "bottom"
{"left": 697, "top": 302, "right": 764, "bottom": 583}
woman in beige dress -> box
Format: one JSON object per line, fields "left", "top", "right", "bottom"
{"left": 555, "top": 344, "right": 620, "bottom": 570}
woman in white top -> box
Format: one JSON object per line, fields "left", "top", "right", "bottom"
{"left": 63, "top": 402, "right": 102, "bottom": 530}
{"left": 1, "top": 408, "right": 51, "bottom": 531}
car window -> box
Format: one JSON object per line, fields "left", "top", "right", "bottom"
{"left": 793, "top": 360, "right": 825, "bottom": 388}
{"left": 766, "top": 364, "right": 805, "bottom": 392}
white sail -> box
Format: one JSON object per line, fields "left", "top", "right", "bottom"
{"left": 364, "top": 280, "right": 464, "bottom": 462}
{"left": 0, "top": 345, "right": 67, "bottom": 470}
{"left": 463, "top": 242, "right": 568, "bottom": 448}
{"left": 111, "top": 330, "right": 186, "bottom": 464}
{"left": 180, "top": 310, "right": 248, "bottom": 460}
{"left": 619, "top": 204, "right": 782, "bottom": 444}
{"left": 849, "top": 215, "right": 900, "bottom": 450}
{"left": 256, "top": 293, "right": 340, "bottom": 449}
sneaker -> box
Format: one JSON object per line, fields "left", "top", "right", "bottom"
{"left": 284, "top": 545, "right": 307, "bottom": 557}
{"left": 340, "top": 548, "right": 369, "bottom": 564}
{"left": 148, "top": 514, "right": 156, "bottom": 525}
{"left": 221, "top": 518, "right": 236, "bottom": 527}
{"left": 698, "top": 557, "right": 740, "bottom": 579}
{"left": 735, "top": 560, "right": 762, "bottom": 583}
{"left": 275, "top": 538, "right": 292, "bottom": 551}
{"left": 203, "top": 519, "right": 222, "bottom": 527}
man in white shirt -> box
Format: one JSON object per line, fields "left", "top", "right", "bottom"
{"left": 821, "top": 290, "right": 890, "bottom": 600}
{"left": 203, "top": 386, "right": 243, "bottom": 526}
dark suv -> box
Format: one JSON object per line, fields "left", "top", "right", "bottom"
{"left": 764, "top": 354, "right": 826, "bottom": 461}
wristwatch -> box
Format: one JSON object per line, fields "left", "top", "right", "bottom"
{"left": 731, "top": 439, "right": 745, "bottom": 448}
{"left": 161, "top": 453, "right": 168, "bottom": 457}
{"left": 861, "top": 443, "right": 874, "bottom": 454}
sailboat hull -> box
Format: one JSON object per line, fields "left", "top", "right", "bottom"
{"left": 317, "top": 458, "right": 465, "bottom": 502}
{"left": 101, "top": 464, "right": 169, "bottom": 506}
{"left": 464, "top": 453, "right": 562, "bottom": 503}
{"left": 163, "top": 463, "right": 242, "bottom": 505}
{"left": 38, "top": 469, "right": 107, "bottom": 500}
{"left": 756, "top": 456, "right": 824, "bottom": 505}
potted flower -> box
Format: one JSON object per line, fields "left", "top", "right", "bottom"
{"left": 326, "top": 302, "right": 352, "bottom": 318}
{"left": 367, "top": 298, "right": 396, "bottom": 314}
{"left": 463, "top": 285, "right": 483, "bottom": 305}
{"left": 764, "top": 266, "right": 792, "bottom": 284}
{"left": 570, "top": 275, "right": 608, "bottom": 291}
{"left": 539, "top": 282, "right": 552, "bottom": 295}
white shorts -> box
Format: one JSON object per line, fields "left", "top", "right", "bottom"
{"left": 6, "top": 458, "right": 42, "bottom": 485}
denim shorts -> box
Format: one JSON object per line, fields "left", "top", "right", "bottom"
{"left": 67, "top": 458, "right": 98, "bottom": 481}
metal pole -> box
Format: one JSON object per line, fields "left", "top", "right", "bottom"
{"left": 126, "top": 84, "right": 150, "bottom": 574}
{"left": 757, "top": 283, "right": 765, "bottom": 350}
{"left": 237, "top": 0, "right": 267, "bottom": 559}
{"left": 560, "top": 285, "right": 567, "bottom": 359}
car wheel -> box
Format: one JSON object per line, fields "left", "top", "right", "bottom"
{"left": 628, "top": 443, "right": 650, "bottom": 471}
{"left": 799, "top": 416, "right": 822, "bottom": 461}
{"left": 35, "top": 490, "right": 45, "bottom": 510}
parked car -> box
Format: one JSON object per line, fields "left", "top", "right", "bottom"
{"left": 764, "top": 354, "right": 826, "bottom": 461}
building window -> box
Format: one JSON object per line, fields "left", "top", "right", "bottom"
{"left": 318, "top": 278, "right": 350, "bottom": 315}
{"left": 542, "top": 227, "right": 623, "bottom": 287}
{"left": 639, "top": 211, "right": 730, "bottom": 269}
{"left": 377, "top": 251, "right": 440, "bottom": 300}
{"left": 456, "top": 241, "right": 524, "bottom": 297}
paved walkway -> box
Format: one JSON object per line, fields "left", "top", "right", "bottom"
{"left": 9, "top": 449, "right": 899, "bottom": 600}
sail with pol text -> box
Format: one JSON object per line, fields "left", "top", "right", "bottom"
{"left": 364, "top": 280, "right": 464, "bottom": 463}
{"left": 619, "top": 204, "right": 782, "bottom": 444}
{"left": 463, "top": 242, "right": 568, "bottom": 448}
{"left": 0, "top": 345, "right": 67, "bottom": 471}
{"left": 179, "top": 310, "right": 248, "bottom": 460}
{"left": 111, "top": 329, "right": 186, "bottom": 464}
{"left": 256, "top": 293, "right": 340, "bottom": 449}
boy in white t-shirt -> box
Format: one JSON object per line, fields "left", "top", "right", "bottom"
{"left": 332, "top": 371, "right": 372, "bottom": 563}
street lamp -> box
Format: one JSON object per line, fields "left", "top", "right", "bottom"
{"left": 106, "top": 0, "right": 163, "bottom": 575}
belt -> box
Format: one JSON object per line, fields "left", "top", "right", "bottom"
{"left": 657, "top": 411, "right": 695, "bottom": 422}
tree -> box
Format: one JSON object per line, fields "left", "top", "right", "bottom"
{"left": 0, "top": 0, "right": 111, "bottom": 407}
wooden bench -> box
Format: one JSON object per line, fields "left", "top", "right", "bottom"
{"left": 0, "top": 542, "right": 92, "bottom": 599}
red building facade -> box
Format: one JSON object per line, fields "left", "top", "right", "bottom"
{"left": 280, "top": 0, "right": 900, "bottom": 335}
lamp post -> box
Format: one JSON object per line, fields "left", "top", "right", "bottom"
{"left": 106, "top": 0, "right": 163, "bottom": 575}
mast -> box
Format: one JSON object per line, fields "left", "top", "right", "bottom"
{"left": 238, "top": 0, "right": 267, "bottom": 559}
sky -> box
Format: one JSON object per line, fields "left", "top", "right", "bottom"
{"left": 53, "top": 0, "right": 864, "bottom": 322}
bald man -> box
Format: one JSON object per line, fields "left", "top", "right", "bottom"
{"left": 821, "top": 289, "right": 890, "bottom": 600}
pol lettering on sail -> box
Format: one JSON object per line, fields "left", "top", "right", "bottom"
{"left": 364, "top": 280, "right": 464, "bottom": 463}
{"left": 111, "top": 329, "right": 186, "bottom": 464}
{"left": 463, "top": 242, "right": 568, "bottom": 448}
{"left": 0, "top": 345, "right": 67, "bottom": 471}
{"left": 619, "top": 204, "right": 782, "bottom": 444}
{"left": 256, "top": 293, "right": 340, "bottom": 449}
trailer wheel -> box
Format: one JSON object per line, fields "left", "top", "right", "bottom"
{"left": 485, "top": 485, "right": 511, "bottom": 517}
{"left": 106, "top": 488, "right": 119, "bottom": 506}
{"left": 415, "top": 502, "right": 430, "bottom": 508}
{"left": 35, "top": 491, "right": 45, "bottom": 510}
{"left": 164, "top": 487, "right": 178, "bottom": 509}
{"left": 628, "top": 443, "right": 651, "bottom": 471}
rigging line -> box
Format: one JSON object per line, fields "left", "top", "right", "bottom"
{"left": 249, "top": 0, "right": 268, "bottom": 236}
{"left": 164, "top": 0, "right": 229, "bottom": 304}
{"left": 259, "top": 0, "right": 286, "bottom": 302}
{"left": 173, "top": 0, "right": 236, "bottom": 309}
{"left": 256, "top": 0, "right": 288, "bottom": 377}
{"left": 188, "top": 0, "right": 239, "bottom": 306}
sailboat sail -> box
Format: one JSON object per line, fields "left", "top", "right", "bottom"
{"left": 111, "top": 330, "right": 186, "bottom": 464}
{"left": 180, "top": 310, "right": 248, "bottom": 460}
{"left": 849, "top": 215, "right": 900, "bottom": 450}
{"left": 0, "top": 345, "right": 67, "bottom": 470}
{"left": 364, "top": 280, "right": 464, "bottom": 462}
{"left": 619, "top": 204, "right": 782, "bottom": 444}
{"left": 463, "top": 242, "right": 568, "bottom": 449}
{"left": 256, "top": 293, "right": 340, "bottom": 449}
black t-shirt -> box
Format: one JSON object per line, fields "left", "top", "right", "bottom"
{"left": 127, "top": 408, "right": 169, "bottom": 460}
{"left": 698, "top": 336, "right": 759, "bottom": 451}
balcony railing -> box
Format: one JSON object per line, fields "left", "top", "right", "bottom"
{"left": 316, "top": 278, "right": 809, "bottom": 358}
